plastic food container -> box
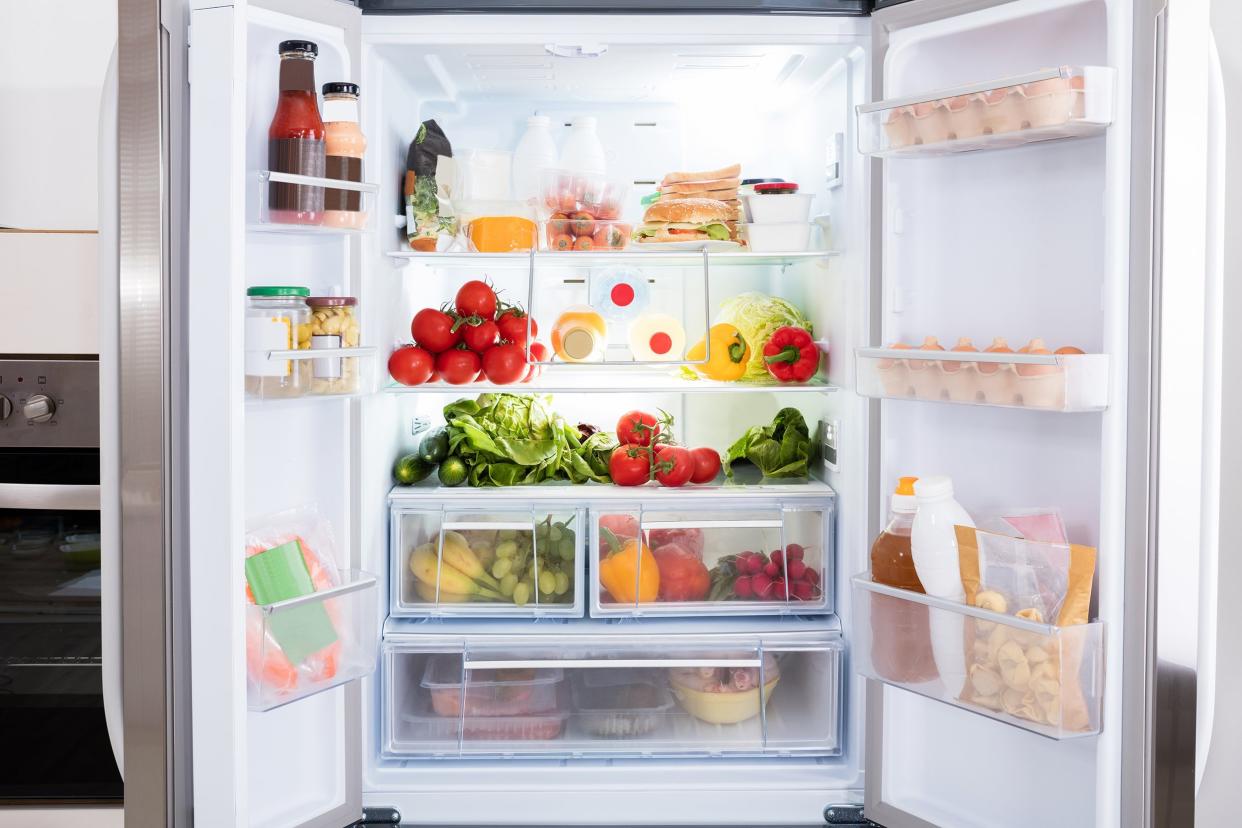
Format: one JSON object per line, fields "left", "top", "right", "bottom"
{"left": 739, "top": 222, "right": 812, "bottom": 252}
{"left": 245, "top": 286, "right": 311, "bottom": 399}
{"left": 422, "top": 656, "right": 563, "bottom": 717}
{"left": 306, "top": 296, "right": 360, "bottom": 395}
{"left": 571, "top": 670, "right": 675, "bottom": 738}
{"left": 546, "top": 218, "right": 631, "bottom": 251}
{"left": 668, "top": 655, "right": 781, "bottom": 725}
{"left": 742, "top": 191, "right": 814, "bottom": 224}
{"left": 403, "top": 695, "right": 569, "bottom": 742}
{"left": 540, "top": 169, "right": 629, "bottom": 220}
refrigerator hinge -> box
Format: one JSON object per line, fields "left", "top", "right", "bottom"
{"left": 824, "top": 803, "right": 882, "bottom": 826}
{"left": 349, "top": 806, "right": 401, "bottom": 826}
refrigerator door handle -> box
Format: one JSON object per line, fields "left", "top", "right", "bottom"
{"left": 0, "top": 482, "right": 101, "bottom": 511}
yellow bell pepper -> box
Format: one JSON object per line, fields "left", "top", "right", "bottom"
{"left": 597, "top": 528, "right": 659, "bottom": 603}
{"left": 687, "top": 323, "right": 750, "bottom": 382}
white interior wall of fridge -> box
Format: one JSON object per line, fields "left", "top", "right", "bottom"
{"left": 871, "top": 1, "right": 1127, "bottom": 827}
{"left": 354, "top": 15, "right": 873, "bottom": 824}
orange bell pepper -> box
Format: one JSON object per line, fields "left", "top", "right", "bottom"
{"left": 598, "top": 526, "right": 659, "bottom": 603}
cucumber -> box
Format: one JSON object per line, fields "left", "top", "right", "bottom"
{"left": 393, "top": 453, "right": 434, "bottom": 486}
{"left": 418, "top": 427, "right": 450, "bottom": 465}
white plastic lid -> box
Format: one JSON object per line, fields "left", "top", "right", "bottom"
{"left": 914, "top": 475, "right": 954, "bottom": 501}
{"left": 572, "top": 116, "right": 598, "bottom": 130}
{"left": 527, "top": 115, "right": 551, "bottom": 127}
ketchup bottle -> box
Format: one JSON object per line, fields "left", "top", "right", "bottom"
{"left": 268, "top": 40, "right": 325, "bottom": 225}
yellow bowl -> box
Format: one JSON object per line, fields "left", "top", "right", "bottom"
{"left": 670, "top": 676, "right": 780, "bottom": 725}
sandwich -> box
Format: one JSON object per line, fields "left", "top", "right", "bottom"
{"left": 633, "top": 197, "right": 735, "bottom": 243}
{"left": 660, "top": 163, "right": 741, "bottom": 189}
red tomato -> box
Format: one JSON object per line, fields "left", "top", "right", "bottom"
{"left": 435, "top": 348, "right": 481, "bottom": 385}
{"left": 497, "top": 309, "right": 537, "bottom": 345}
{"left": 649, "top": 528, "right": 704, "bottom": 559}
{"left": 616, "top": 410, "right": 660, "bottom": 447}
{"left": 654, "top": 445, "right": 694, "bottom": 487}
{"left": 609, "top": 444, "right": 652, "bottom": 487}
{"left": 653, "top": 543, "right": 711, "bottom": 602}
{"left": 569, "top": 212, "right": 596, "bottom": 237}
{"left": 411, "top": 308, "right": 460, "bottom": 353}
{"left": 460, "top": 318, "right": 499, "bottom": 353}
{"left": 454, "top": 280, "right": 497, "bottom": 319}
{"left": 387, "top": 345, "right": 434, "bottom": 386}
{"left": 523, "top": 342, "right": 549, "bottom": 382}
{"left": 689, "top": 447, "right": 722, "bottom": 484}
{"left": 481, "top": 343, "right": 528, "bottom": 385}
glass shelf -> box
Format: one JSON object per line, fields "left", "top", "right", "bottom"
{"left": 383, "top": 366, "right": 836, "bottom": 395}
{"left": 858, "top": 66, "right": 1115, "bottom": 158}
{"left": 389, "top": 473, "right": 837, "bottom": 504}
{"left": 386, "top": 250, "right": 840, "bottom": 268}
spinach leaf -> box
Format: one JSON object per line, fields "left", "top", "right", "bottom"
{"left": 723, "top": 407, "right": 812, "bottom": 479}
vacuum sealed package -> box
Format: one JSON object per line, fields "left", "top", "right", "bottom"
{"left": 955, "top": 526, "right": 1097, "bottom": 732}
{"left": 978, "top": 507, "right": 1068, "bottom": 545}
{"left": 404, "top": 119, "right": 457, "bottom": 251}
{"left": 244, "top": 506, "right": 344, "bottom": 703}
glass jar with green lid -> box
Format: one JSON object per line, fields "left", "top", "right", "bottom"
{"left": 245, "top": 285, "right": 311, "bottom": 398}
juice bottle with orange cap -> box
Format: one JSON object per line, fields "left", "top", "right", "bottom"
{"left": 870, "top": 476, "right": 938, "bottom": 684}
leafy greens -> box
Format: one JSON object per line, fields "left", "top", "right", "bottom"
{"left": 723, "top": 407, "right": 813, "bottom": 479}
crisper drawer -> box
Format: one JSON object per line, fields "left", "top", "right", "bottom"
{"left": 390, "top": 504, "right": 584, "bottom": 617}
{"left": 852, "top": 576, "right": 1104, "bottom": 740}
{"left": 591, "top": 499, "right": 833, "bottom": 616}
{"left": 381, "top": 633, "right": 843, "bottom": 759}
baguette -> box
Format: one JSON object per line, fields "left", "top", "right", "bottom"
{"left": 660, "top": 163, "right": 742, "bottom": 187}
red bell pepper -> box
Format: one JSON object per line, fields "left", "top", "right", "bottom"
{"left": 763, "top": 326, "right": 819, "bottom": 382}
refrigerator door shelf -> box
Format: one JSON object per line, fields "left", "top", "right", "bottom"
{"left": 246, "top": 568, "right": 379, "bottom": 712}
{"left": 380, "top": 635, "right": 843, "bottom": 759}
{"left": 857, "top": 66, "right": 1116, "bottom": 158}
{"left": 591, "top": 500, "right": 834, "bottom": 617}
{"left": 390, "top": 505, "right": 586, "bottom": 618}
{"left": 251, "top": 170, "right": 378, "bottom": 235}
{"left": 855, "top": 348, "right": 1110, "bottom": 412}
{"left": 852, "top": 576, "right": 1104, "bottom": 741}
{"left": 245, "top": 345, "right": 379, "bottom": 402}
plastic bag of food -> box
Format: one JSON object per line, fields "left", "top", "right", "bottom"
{"left": 244, "top": 506, "right": 344, "bottom": 697}
{"left": 404, "top": 119, "right": 456, "bottom": 251}
{"left": 978, "top": 507, "right": 1068, "bottom": 545}
{"left": 955, "top": 526, "right": 1096, "bottom": 731}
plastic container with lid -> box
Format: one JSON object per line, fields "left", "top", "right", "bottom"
{"left": 401, "top": 695, "right": 569, "bottom": 742}
{"left": 570, "top": 669, "right": 676, "bottom": 738}
{"left": 512, "top": 115, "right": 560, "bottom": 202}
{"left": 540, "top": 169, "right": 628, "bottom": 220}
{"left": 911, "top": 476, "right": 975, "bottom": 696}
{"left": 739, "top": 222, "right": 812, "bottom": 252}
{"left": 743, "top": 183, "right": 814, "bottom": 224}
{"left": 628, "top": 313, "right": 686, "bottom": 362}
{"left": 588, "top": 266, "right": 650, "bottom": 322}
{"left": 321, "top": 82, "right": 367, "bottom": 230}
{"left": 245, "top": 286, "right": 311, "bottom": 398}
{"left": 545, "top": 218, "right": 631, "bottom": 251}
{"left": 558, "top": 116, "right": 607, "bottom": 176}
{"left": 306, "top": 295, "right": 360, "bottom": 395}
{"left": 421, "top": 656, "right": 563, "bottom": 718}
{"left": 551, "top": 306, "right": 607, "bottom": 363}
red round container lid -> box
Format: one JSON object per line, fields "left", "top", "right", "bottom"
{"left": 610, "top": 283, "right": 636, "bottom": 307}
{"left": 754, "top": 182, "right": 799, "bottom": 194}
{"left": 649, "top": 332, "right": 673, "bottom": 355}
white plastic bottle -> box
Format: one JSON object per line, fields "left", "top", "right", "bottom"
{"left": 558, "top": 116, "right": 607, "bottom": 176}
{"left": 910, "top": 475, "right": 975, "bottom": 695}
{"left": 512, "top": 115, "right": 559, "bottom": 202}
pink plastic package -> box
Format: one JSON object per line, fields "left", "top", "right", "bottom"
{"left": 980, "top": 508, "right": 1068, "bottom": 545}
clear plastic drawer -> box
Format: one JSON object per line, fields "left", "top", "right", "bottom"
{"left": 852, "top": 575, "right": 1103, "bottom": 739}
{"left": 389, "top": 505, "right": 584, "bottom": 617}
{"left": 591, "top": 501, "right": 833, "bottom": 616}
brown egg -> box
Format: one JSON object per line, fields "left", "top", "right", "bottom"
{"left": 978, "top": 336, "right": 1013, "bottom": 375}
{"left": 943, "top": 337, "right": 978, "bottom": 374}
{"left": 878, "top": 341, "right": 912, "bottom": 370}
{"left": 1054, "top": 346, "right": 1085, "bottom": 355}
{"left": 909, "top": 335, "right": 944, "bottom": 371}
{"left": 1017, "top": 337, "right": 1057, "bottom": 377}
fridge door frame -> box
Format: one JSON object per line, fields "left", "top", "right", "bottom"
{"left": 185, "top": 1, "right": 365, "bottom": 826}
{"left": 862, "top": 1, "right": 1166, "bottom": 827}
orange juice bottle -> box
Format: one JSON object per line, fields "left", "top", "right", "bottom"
{"left": 551, "top": 306, "right": 607, "bottom": 362}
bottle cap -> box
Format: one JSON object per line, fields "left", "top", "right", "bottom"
{"left": 278, "top": 40, "right": 318, "bottom": 57}
{"left": 322, "top": 82, "right": 359, "bottom": 97}
{"left": 914, "top": 475, "right": 954, "bottom": 501}
{"left": 891, "top": 475, "right": 919, "bottom": 513}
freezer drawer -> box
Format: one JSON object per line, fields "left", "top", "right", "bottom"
{"left": 852, "top": 576, "right": 1103, "bottom": 740}
{"left": 381, "top": 633, "right": 843, "bottom": 758}
{"left": 390, "top": 504, "right": 585, "bottom": 617}
{"left": 591, "top": 499, "right": 833, "bottom": 616}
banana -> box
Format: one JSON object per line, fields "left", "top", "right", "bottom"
{"left": 413, "top": 579, "right": 474, "bottom": 604}
{"left": 409, "top": 542, "right": 502, "bottom": 598}
{"left": 440, "top": 531, "right": 502, "bottom": 589}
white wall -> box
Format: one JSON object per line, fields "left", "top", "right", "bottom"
{"left": 0, "top": 0, "right": 116, "bottom": 230}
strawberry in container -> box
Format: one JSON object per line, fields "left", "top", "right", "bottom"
{"left": 541, "top": 169, "right": 631, "bottom": 251}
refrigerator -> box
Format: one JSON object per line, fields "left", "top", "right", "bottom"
{"left": 102, "top": 0, "right": 1190, "bottom": 825}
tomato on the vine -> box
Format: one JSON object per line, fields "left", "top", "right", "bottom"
{"left": 481, "top": 343, "right": 528, "bottom": 385}
{"left": 411, "top": 308, "right": 460, "bottom": 353}
{"left": 689, "top": 447, "right": 722, "bottom": 484}
{"left": 459, "top": 318, "right": 499, "bottom": 353}
{"left": 454, "top": 280, "right": 497, "bottom": 320}
{"left": 609, "top": 445, "right": 652, "bottom": 487}
{"left": 523, "top": 342, "right": 549, "bottom": 382}
{"left": 654, "top": 445, "right": 694, "bottom": 487}
{"left": 435, "top": 348, "right": 481, "bottom": 385}
{"left": 616, "top": 410, "right": 660, "bottom": 447}
{"left": 387, "top": 345, "right": 434, "bottom": 386}
{"left": 497, "top": 308, "right": 537, "bottom": 346}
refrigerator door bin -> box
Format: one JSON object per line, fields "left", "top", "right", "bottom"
{"left": 855, "top": 347, "right": 1110, "bottom": 411}
{"left": 381, "top": 633, "right": 843, "bottom": 758}
{"left": 245, "top": 345, "right": 378, "bottom": 401}
{"left": 390, "top": 505, "right": 585, "bottom": 617}
{"left": 592, "top": 500, "right": 833, "bottom": 617}
{"left": 852, "top": 575, "right": 1104, "bottom": 740}
{"left": 252, "top": 170, "right": 378, "bottom": 234}
{"left": 246, "top": 568, "right": 379, "bottom": 712}
{"left": 857, "top": 66, "right": 1116, "bottom": 157}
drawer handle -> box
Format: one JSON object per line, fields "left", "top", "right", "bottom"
{"left": 465, "top": 657, "right": 762, "bottom": 670}
{"left": 641, "top": 519, "right": 784, "bottom": 530}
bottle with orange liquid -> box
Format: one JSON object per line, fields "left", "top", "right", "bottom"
{"left": 869, "top": 476, "right": 938, "bottom": 684}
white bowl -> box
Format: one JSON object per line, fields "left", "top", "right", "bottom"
{"left": 742, "top": 192, "right": 814, "bottom": 224}
{"left": 740, "top": 222, "right": 812, "bottom": 253}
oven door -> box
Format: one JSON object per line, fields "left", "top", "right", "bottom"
{"left": 0, "top": 450, "right": 122, "bottom": 806}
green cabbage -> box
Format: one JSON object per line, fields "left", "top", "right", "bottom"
{"left": 714, "top": 293, "right": 813, "bottom": 381}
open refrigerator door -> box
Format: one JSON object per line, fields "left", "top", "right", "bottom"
{"left": 859, "top": 1, "right": 1163, "bottom": 827}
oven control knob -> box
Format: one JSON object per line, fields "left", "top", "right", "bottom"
{"left": 0, "top": 395, "right": 11, "bottom": 421}
{"left": 23, "top": 394, "right": 56, "bottom": 423}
